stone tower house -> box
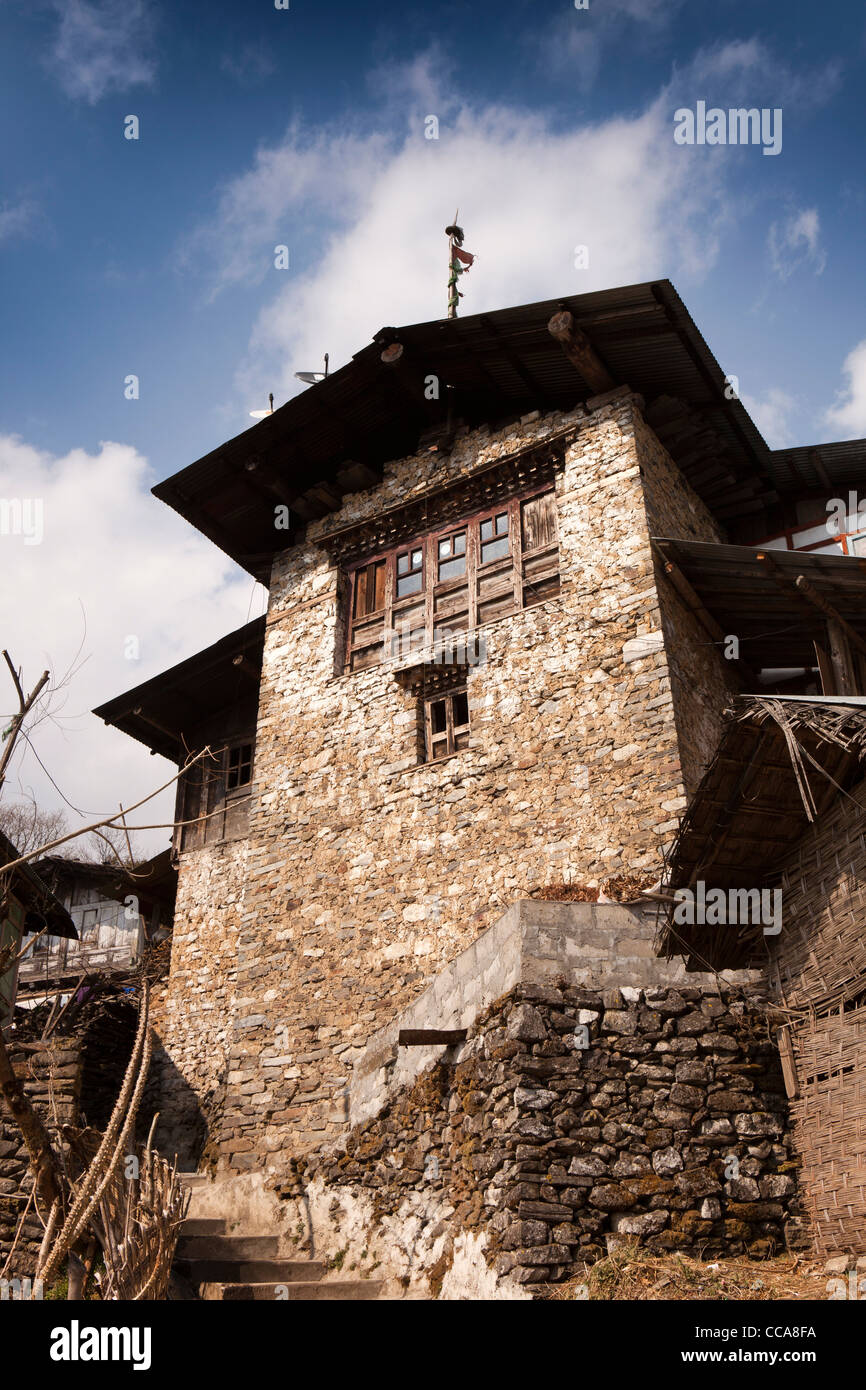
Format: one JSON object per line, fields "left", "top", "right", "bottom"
{"left": 96, "top": 281, "right": 778, "bottom": 1176}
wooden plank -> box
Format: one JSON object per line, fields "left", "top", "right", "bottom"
{"left": 397, "top": 1029, "right": 467, "bottom": 1046}
{"left": 777, "top": 1026, "right": 800, "bottom": 1100}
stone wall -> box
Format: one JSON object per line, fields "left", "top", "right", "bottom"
{"left": 285, "top": 976, "right": 804, "bottom": 1296}
{"left": 633, "top": 408, "right": 741, "bottom": 797}
{"left": 0, "top": 1037, "right": 79, "bottom": 1277}
{"left": 148, "top": 839, "right": 248, "bottom": 1167}
{"left": 152, "top": 389, "right": 752, "bottom": 1175}
{"left": 1, "top": 998, "right": 137, "bottom": 1276}
{"left": 210, "top": 393, "right": 703, "bottom": 1170}
{"left": 350, "top": 898, "right": 714, "bottom": 1127}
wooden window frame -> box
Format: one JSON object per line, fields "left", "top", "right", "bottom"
{"left": 423, "top": 687, "right": 470, "bottom": 762}
{"left": 226, "top": 740, "right": 254, "bottom": 794}
{"left": 344, "top": 482, "right": 559, "bottom": 672}
{"left": 178, "top": 735, "right": 255, "bottom": 851}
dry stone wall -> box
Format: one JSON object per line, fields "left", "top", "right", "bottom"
{"left": 287, "top": 978, "right": 805, "bottom": 1296}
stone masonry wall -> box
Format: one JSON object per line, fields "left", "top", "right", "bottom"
{"left": 214, "top": 397, "right": 700, "bottom": 1167}
{"left": 153, "top": 389, "right": 748, "bottom": 1176}
{"left": 633, "top": 409, "right": 741, "bottom": 797}
{"left": 285, "top": 977, "right": 805, "bottom": 1296}
{"left": 212, "top": 392, "right": 703, "bottom": 1171}
{"left": 149, "top": 839, "right": 248, "bottom": 1166}
{"left": 0, "top": 1036, "right": 79, "bottom": 1278}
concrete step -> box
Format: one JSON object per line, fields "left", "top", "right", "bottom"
{"left": 220, "top": 1280, "right": 384, "bottom": 1301}
{"left": 182, "top": 1218, "right": 227, "bottom": 1238}
{"left": 179, "top": 1259, "right": 327, "bottom": 1284}
{"left": 177, "top": 1235, "right": 281, "bottom": 1261}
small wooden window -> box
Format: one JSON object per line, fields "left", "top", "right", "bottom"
{"left": 396, "top": 546, "right": 424, "bottom": 597}
{"left": 178, "top": 737, "right": 254, "bottom": 851}
{"left": 437, "top": 529, "right": 467, "bottom": 582}
{"left": 226, "top": 741, "right": 253, "bottom": 791}
{"left": 423, "top": 688, "right": 470, "bottom": 762}
{"left": 353, "top": 559, "right": 387, "bottom": 618}
{"left": 479, "top": 511, "right": 510, "bottom": 565}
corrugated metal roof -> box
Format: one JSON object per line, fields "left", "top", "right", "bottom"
{"left": 93, "top": 617, "right": 265, "bottom": 760}
{"left": 151, "top": 279, "right": 786, "bottom": 581}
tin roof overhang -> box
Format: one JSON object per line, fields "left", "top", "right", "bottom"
{"left": 152, "top": 279, "right": 784, "bottom": 582}
{"left": 92, "top": 617, "right": 265, "bottom": 761}
{"left": 654, "top": 537, "right": 866, "bottom": 668}
{"left": 658, "top": 695, "right": 866, "bottom": 972}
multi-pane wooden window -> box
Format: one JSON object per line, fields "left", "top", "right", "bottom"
{"left": 423, "top": 688, "right": 470, "bottom": 762}
{"left": 345, "top": 485, "right": 559, "bottom": 671}
{"left": 178, "top": 737, "right": 255, "bottom": 850}
{"left": 226, "top": 741, "right": 253, "bottom": 791}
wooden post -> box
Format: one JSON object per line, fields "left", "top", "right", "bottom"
{"left": 826, "top": 617, "right": 857, "bottom": 696}
{"left": 547, "top": 310, "right": 615, "bottom": 393}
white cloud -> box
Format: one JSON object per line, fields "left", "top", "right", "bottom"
{"left": 768, "top": 207, "right": 826, "bottom": 281}
{"left": 679, "top": 37, "right": 841, "bottom": 108}
{"left": 183, "top": 56, "right": 743, "bottom": 407}
{"left": 824, "top": 340, "right": 866, "bottom": 438}
{"left": 740, "top": 387, "right": 798, "bottom": 448}
{"left": 0, "top": 198, "right": 38, "bottom": 245}
{"left": 220, "top": 45, "right": 275, "bottom": 87}
{"left": 0, "top": 435, "right": 266, "bottom": 854}
{"left": 539, "top": 0, "right": 685, "bottom": 88}
{"left": 48, "top": 0, "right": 156, "bottom": 104}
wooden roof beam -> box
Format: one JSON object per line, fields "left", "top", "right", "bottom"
{"left": 654, "top": 544, "right": 757, "bottom": 687}
{"left": 548, "top": 311, "right": 615, "bottom": 393}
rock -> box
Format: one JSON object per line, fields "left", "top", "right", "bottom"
{"left": 514, "top": 1086, "right": 557, "bottom": 1110}
{"left": 759, "top": 1174, "right": 794, "bottom": 1199}
{"left": 675, "top": 1167, "right": 721, "bottom": 1199}
{"left": 611, "top": 1154, "right": 652, "bottom": 1178}
{"left": 652, "top": 1146, "right": 683, "bottom": 1176}
{"left": 734, "top": 1112, "right": 784, "bottom": 1139}
{"left": 677, "top": 1012, "right": 706, "bottom": 1036}
{"left": 602, "top": 1010, "right": 638, "bottom": 1034}
{"left": 612, "top": 1209, "right": 669, "bottom": 1237}
{"left": 588, "top": 1183, "right": 636, "bottom": 1211}
{"left": 701, "top": 1197, "right": 722, "bottom": 1220}
{"left": 508, "top": 1005, "right": 547, "bottom": 1041}
{"left": 568, "top": 1155, "right": 608, "bottom": 1177}
{"left": 670, "top": 1083, "right": 703, "bottom": 1110}
{"left": 726, "top": 1177, "right": 761, "bottom": 1201}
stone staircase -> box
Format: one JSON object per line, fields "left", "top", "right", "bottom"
{"left": 173, "top": 1178, "right": 384, "bottom": 1301}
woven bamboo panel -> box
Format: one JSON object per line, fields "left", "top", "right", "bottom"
{"left": 790, "top": 1006, "right": 866, "bottom": 1254}
{"left": 774, "top": 773, "right": 866, "bottom": 1011}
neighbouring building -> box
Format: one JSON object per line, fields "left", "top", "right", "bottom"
{"left": 92, "top": 281, "right": 866, "bottom": 1287}
{"left": 659, "top": 693, "right": 866, "bottom": 1258}
{"left": 16, "top": 852, "right": 176, "bottom": 1004}
{"left": 0, "top": 832, "right": 76, "bottom": 1024}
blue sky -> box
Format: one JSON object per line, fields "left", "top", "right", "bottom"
{"left": 1, "top": 0, "right": 865, "bottom": 848}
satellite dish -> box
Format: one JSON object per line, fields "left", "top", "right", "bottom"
{"left": 249, "top": 392, "right": 275, "bottom": 420}
{"left": 294, "top": 353, "right": 329, "bottom": 386}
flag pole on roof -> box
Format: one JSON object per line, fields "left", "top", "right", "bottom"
{"left": 445, "top": 211, "right": 475, "bottom": 319}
